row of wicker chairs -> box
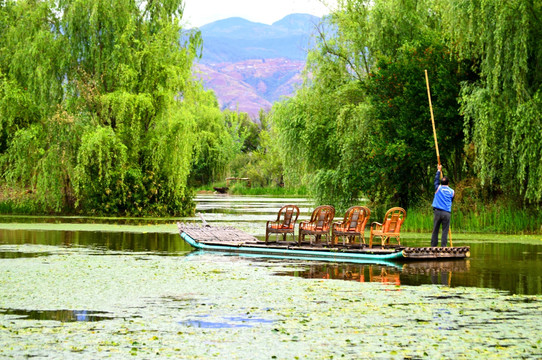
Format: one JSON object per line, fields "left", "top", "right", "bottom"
{"left": 265, "top": 205, "right": 406, "bottom": 248}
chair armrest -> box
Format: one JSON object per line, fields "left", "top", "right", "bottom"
{"left": 267, "top": 220, "right": 280, "bottom": 228}
{"left": 371, "top": 221, "right": 383, "bottom": 230}
{"left": 299, "top": 220, "right": 314, "bottom": 230}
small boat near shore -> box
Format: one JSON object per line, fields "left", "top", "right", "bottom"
{"left": 212, "top": 186, "right": 228, "bottom": 194}
{"left": 177, "top": 223, "right": 470, "bottom": 264}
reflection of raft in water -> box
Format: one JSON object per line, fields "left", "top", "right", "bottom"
{"left": 177, "top": 223, "right": 470, "bottom": 263}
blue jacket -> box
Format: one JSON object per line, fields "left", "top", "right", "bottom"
{"left": 432, "top": 171, "right": 454, "bottom": 212}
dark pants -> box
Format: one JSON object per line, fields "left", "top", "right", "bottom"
{"left": 431, "top": 208, "right": 451, "bottom": 247}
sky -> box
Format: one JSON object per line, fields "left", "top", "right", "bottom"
{"left": 182, "top": 0, "right": 338, "bottom": 27}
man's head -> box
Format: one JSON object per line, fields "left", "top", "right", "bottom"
{"left": 441, "top": 176, "right": 450, "bottom": 185}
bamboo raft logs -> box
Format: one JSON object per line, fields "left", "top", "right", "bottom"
{"left": 178, "top": 222, "right": 258, "bottom": 243}
{"left": 402, "top": 246, "right": 470, "bottom": 259}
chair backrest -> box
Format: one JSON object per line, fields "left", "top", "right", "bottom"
{"left": 343, "top": 206, "right": 370, "bottom": 232}
{"left": 360, "top": 206, "right": 371, "bottom": 230}
{"left": 382, "top": 207, "right": 406, "bottom": 234}
{"left": 309, "top": 205, "right": 335, "bottom": 230}
{"left": 276, "top": 205, "right": 300, "bottom": 229}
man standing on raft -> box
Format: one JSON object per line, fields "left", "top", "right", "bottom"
{"left": 431, "top": 164, "right": 455, "bottom": 247}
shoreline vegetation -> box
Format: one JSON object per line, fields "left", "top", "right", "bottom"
{"left": 2, "top": 185, "right": 541, "bottom": 235}
{"left": 1, "top": 1, "right": 541, "bottom": 233}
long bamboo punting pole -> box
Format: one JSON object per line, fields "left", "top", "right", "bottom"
{"left": 425, "top": 70, "right": 452, "bottom": 247}
{"left": 425, "top": 70, "right": 440, "bottom": 166}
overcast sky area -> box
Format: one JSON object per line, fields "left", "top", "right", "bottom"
{"left": 182, "top": 0, "right": 338, "bottom": 27}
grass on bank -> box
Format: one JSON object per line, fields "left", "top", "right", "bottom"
{"left": 0, "top": 186, "right": 40, "bottom": 214}
{"left": 197, "top": 184, "right": 541, "bottom": 234}
{"left": 2, "top": 184, "right": 540, "bottom": 234}
{"left": 404, "top": 205, "right": 542, "bottom": 234}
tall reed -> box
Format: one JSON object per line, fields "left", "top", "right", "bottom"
{"left": 404, "top": 205, "right": 542, "bottom": 234}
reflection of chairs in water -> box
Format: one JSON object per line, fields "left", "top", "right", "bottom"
{"left": 368, "top": 266, "right": 401, "bottom": 285}
{"left": 369, "top": 207, "right": 406, "bottom": 248}
{"left": 298, "top": 264, "right": 407, "bottom": 284}
{"left": 332, "top": 206, "right": 371, "bottom": 246}
{"left": 265, "top": 205, "right": 300, "bottom": 243}
{"left": 298, "top": 205, "right": 335, "bottom": 245}
{"left": 306, "top": 264, "right": 366, "bottom": 282}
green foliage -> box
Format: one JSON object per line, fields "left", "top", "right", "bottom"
{"left": 442, "top": 0, "right": 542, "bottom": 205}
{"left": 272, "top": 0, "right": 541, "bottom": 221}
{"left": 144, "top": 105, "right": 195, "bottom": 215}
{"left": 226, "top": 111, "right": 285, "bottom": 189}
{"left": 365, "top": 43, "right": 471, "bottom": 206}
{"left": 188, "top": 105, "right": 242, "bottom": 187}
{"left": 0, "top": 0, "right": 208, "bottom": 216}
{"left": 0, "top": 0, "right": 66, "bottom": 152}
{"left": 225, "top": 181, "right": 303, "bottom": 196}
{"left": 272, "top": 0, "right": 466, "bottom": 211}
{"left": 74, "top": 126, "right": 128, "bottom": 213}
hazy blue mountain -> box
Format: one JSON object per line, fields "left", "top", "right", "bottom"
{"left": 198, "top": 13, "right": 320, "bottom": 63}
{"left": 194, "top": 14, "right": 321, "bottom": 118}
{"left": 272, "top": 13, "right": 322, "bottom": 34}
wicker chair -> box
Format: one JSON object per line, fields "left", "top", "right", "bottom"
{"left": 298, "top": 205, "right": 335, "bottom": 245}
{"left": 332, "top": 206, "right": 371, "bottom": 246}
{"left": 369, "top": 207, "right": 406, "bottom": 248}
{"left": 265, "top": 205, "right": 300, "bottom": 243}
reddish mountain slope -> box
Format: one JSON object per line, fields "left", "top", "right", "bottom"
{"left": 195, "top": 58, "right": 305, "bottom": 118}
{"left": 193, "top": 14, "right": 319, "bottom": 118}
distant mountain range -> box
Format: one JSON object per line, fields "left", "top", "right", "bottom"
{"left": 193, "top": 14, "right": 321, "bottom": 118}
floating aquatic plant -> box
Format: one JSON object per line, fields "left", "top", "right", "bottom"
{"left": 0, "top": 244, "right": 540, "bottom": 359}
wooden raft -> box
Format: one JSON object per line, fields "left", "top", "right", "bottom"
{"left": 177, "top": 222, "right": 470, "bottom": 260}
{"left": 402, "top": 246, "right": 470, "bottom": 259}
{"left": 177, "top": 222, "right": 259, "bottom": 244}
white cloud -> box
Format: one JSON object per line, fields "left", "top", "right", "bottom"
{"left": 182, "top": 0, "right": 337, "bottom": 27}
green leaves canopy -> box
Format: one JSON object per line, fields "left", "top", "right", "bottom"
{"left": 0, "top": 0, "right": 214, "bottom": 215}
{"left": 272, "top": 0, "right": 468, "bottom": 210}
{"left": 272, "top": 0, "right": 542, "bottom": 211}
{"left": 443, "top": 0, "right": 542, "bottom": 204}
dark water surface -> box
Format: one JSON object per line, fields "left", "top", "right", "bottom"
{"left": 1, "top": 195, "right": 541, "bottom": 295}
{"left": 274, "top": 241, "right": 542, "bottom": 295}
{"left": 0, "top": 308, "right": 116, "bottom": 322}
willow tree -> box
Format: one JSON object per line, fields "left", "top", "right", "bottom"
{"left": 0, "top": 0, "right": 206, "bottom": 215}
{"left": 188, "top": 92, "right": 242, "bottom": 187}
{"left": 0, "top": 0, "right": 71, "bottom": 210}
{"left": 272, "top": 0, "right": 466, "bottom": 210}
{"left": 441, "top": 0, "right": 542, "bottom": 206}
{"left": 271, "top": 0, "right": 375, "bottom": 209}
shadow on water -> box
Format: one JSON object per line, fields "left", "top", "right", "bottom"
{"left": 273, "top": 241, "right": 542, "bottom": 295}
{"left": 0, "top": 229, "right": 192, "bottom": 254}
{"left": 0, "top": 309, "right": 116, "bottom": 322}
{"left": 2, "top": 227, "right": 540, "bottom": 294}
{"left": 274, "top": 261, "right": 467, "bottom": 287}
{"left": 0, "top": 251, "right": 50, "bottom": 259}
{"left": 0, "top": 215, "right": 177, "bottom": 225}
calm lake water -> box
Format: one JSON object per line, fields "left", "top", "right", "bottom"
{"left": 0, "top": 195, "right": 541, "bottom": 358}
{"left": 1, "top": 195, "right": 540, "bottom": 295}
